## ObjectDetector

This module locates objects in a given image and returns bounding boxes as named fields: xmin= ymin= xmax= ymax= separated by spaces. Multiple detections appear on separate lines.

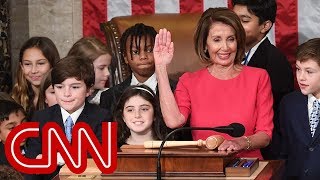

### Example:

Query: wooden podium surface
xmin=59 ymin=146 xmax=284 ymax=179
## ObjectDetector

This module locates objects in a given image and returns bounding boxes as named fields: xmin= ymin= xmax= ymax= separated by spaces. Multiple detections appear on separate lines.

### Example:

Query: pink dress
xmin=174 ymin=66 xmax=274 ymax=159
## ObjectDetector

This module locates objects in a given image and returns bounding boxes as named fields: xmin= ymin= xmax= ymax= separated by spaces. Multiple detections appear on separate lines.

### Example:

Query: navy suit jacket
xmin=280 ymin=91 xmax=320 ymax=179
xmin=25 ymin=102 xmax=112 ymax=180
xmin=0 ymin=143 xmax=26 ymax=167
xmin=248 ymin=37 xmax=294 ymax=159
xmin=0 ymin=143 xmax=9 ymax=166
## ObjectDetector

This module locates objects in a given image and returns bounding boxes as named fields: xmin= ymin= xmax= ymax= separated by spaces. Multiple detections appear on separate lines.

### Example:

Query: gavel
xmin=144 ymin=135 xmax=225 ymax=150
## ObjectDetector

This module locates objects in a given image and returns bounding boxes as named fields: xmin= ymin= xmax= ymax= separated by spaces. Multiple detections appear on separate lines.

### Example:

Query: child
xmin=100 ymin=23 xmax=177 ymax=116
xmin=280 ymin=38 xmax=320 ymax=178
xmin=114 ymin=85 xmax=172 ymax=147
xmin=68 ymin=37 xmax=112 ymax=105
xmin=36 ymin=70 xmax=57 ymax=110
xmin=0 ymin=99 xmax=27 ymax=166
xmin=25 ymin=56 xmax=112 ymax=179
xmin=11 ymin=37 xmax=60 ymax=118
xmin=232 ymin=0 xmax=294 ymax=159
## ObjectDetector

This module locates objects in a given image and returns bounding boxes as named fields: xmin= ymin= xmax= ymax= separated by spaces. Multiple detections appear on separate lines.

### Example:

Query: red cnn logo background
xmin=5 ymin=122 xmax=117 ymax=174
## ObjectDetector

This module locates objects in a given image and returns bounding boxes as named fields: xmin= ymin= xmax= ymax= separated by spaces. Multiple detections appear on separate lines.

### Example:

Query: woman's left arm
xmin=218 ymin=70 xmax=273 ymax=151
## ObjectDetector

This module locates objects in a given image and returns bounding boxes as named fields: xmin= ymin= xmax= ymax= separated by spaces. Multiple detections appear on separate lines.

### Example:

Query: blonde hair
xmin=68 ymin=36 xmax=111 ymax=63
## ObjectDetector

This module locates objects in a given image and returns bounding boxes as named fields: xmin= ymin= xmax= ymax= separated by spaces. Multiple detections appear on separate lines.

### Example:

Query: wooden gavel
xmin=144 ymin=135 xmax=225 ymax=150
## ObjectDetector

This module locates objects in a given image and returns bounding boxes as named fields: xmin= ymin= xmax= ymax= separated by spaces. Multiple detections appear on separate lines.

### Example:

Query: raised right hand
xmin=153 ymin=28 xmax=174 ymax=66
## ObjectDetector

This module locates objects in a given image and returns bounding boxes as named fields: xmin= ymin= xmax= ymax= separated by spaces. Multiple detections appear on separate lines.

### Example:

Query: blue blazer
xmin=280 ymin=90 xmax=320 ymax=179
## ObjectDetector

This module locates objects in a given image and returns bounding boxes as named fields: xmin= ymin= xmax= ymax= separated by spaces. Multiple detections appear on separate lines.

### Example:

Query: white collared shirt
xmin=308 ymin=94 xmax=320 ymax=118
xmin=60 ymin=103 xmax=85 ymax=125
xmin=130 ymin=73 xmax=157 ymax=94
xmin=88 ymin=88 xmax=109 ymax=105
xmin=242 ymin=36 xmax=267 ymax=65
xmin=57 ymin=104 xmax=85 ymax=166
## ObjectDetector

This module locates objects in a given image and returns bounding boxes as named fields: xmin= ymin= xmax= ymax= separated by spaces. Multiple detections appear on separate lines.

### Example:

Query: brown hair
xmin=68 ymin=36 xmax=111 ymax=63
xmin=51 ymin=56 xmax=95 ymax=89
xmin=0 ymin=100 xmax=26 ymax=123
xmin=11 ymin=37 xmax=60 ymax=115
xmin=194 ymin=7 xmax=246 ymax=65
xmin=36 ymin=70 xmax=53 ymax=110
xmin=296 ymin=38 xmax=320 ymax=66
xmin=114 ymin=85 xmax=173 ymax=147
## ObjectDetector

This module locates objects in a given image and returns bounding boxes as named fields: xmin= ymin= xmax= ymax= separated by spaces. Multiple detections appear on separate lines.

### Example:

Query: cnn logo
xmin=5 ymin=122 xmax=117 ymax=174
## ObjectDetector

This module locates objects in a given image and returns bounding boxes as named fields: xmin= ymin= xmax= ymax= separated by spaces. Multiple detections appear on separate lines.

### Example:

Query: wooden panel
xmin=112 ymin=147 xmax=236 ymax=177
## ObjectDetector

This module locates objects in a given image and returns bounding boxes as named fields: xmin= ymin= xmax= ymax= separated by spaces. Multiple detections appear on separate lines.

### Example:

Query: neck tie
xmin=243 ymin=49 xmax=251 ymax=65
xmin=65 ymin=116 xmax=74 ymax=142
xmin=310 ymin=100 xmax=320 ymax=137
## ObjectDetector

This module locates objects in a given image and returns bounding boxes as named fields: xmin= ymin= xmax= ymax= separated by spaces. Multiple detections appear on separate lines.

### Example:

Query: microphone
xmin=156 ymin=123 xmax=245 ymax=180
xmin=212 ymin=123 xmax=245 ymax=138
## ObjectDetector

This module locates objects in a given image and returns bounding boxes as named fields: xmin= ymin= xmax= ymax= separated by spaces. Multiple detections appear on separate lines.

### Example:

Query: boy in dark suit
xmin=232 ymin=0 xmax=294 ymax=159
xmin=0 ymin=99 xmax=27 ymax=167
xmin=280 ymin=38 xmax=320 ymax=179
xmin=25 ymin=56 xmax=112 ymax=179
xmin=100 ymin=23 xmax=177 ymax=116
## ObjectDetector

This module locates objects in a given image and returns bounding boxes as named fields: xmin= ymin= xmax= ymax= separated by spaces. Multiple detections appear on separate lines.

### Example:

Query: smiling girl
xmin=11 ymin=37 xmax=60 ymax=117
xmin=114 ymin=85 xmax=172 ymax=147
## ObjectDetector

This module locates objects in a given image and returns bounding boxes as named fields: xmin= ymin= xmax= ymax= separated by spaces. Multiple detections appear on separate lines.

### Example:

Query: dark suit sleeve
xmin=266 ymin=50 xmax=294 ymax=110
xmin=93 ymin=107 xmax=113 ymax=144
xmin=100 ymin=89 xmax=112 ymax=109
xmin=267 ymin=51 xmax=294 ymax=145
xmin=25 ymin=112 xmax=42 ymax=159
xmin=279 ymin=96 xmax=288 ymax=159
xmin=169 ymin=78 xmax=178 ymax=91
xmin=100 ymin=89 xmax=116 ymax=115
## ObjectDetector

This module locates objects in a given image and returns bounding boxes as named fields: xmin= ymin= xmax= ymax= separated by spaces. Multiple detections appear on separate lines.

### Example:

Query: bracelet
xmin=243 ymin=136 xmax=251 ymax=150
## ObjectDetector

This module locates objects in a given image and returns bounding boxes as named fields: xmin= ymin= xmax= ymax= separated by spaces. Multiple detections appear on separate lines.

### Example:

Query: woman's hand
xmin=218 ymin=132 xmax=270 ymax=151
xmin=153 ymin=28 xmax=174 ymax=66
xmin=218 ymin=137 xmax=248 ymax=151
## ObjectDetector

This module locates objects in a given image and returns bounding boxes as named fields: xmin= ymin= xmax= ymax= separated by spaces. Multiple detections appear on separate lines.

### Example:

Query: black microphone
xmin=211 ymin=123 xmax=245 ymax=138
xmin=156 ymin=123 xmax=245 ymax=180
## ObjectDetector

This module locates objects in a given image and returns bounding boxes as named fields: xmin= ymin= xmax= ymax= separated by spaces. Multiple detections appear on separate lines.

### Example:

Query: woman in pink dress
xmin=153 ymin=7 xmax=273 ymax=159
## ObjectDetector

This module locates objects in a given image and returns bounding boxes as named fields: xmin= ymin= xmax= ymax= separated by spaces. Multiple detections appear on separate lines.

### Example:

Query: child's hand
xmin=153 ymin=28 xmax=174 ymax=66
